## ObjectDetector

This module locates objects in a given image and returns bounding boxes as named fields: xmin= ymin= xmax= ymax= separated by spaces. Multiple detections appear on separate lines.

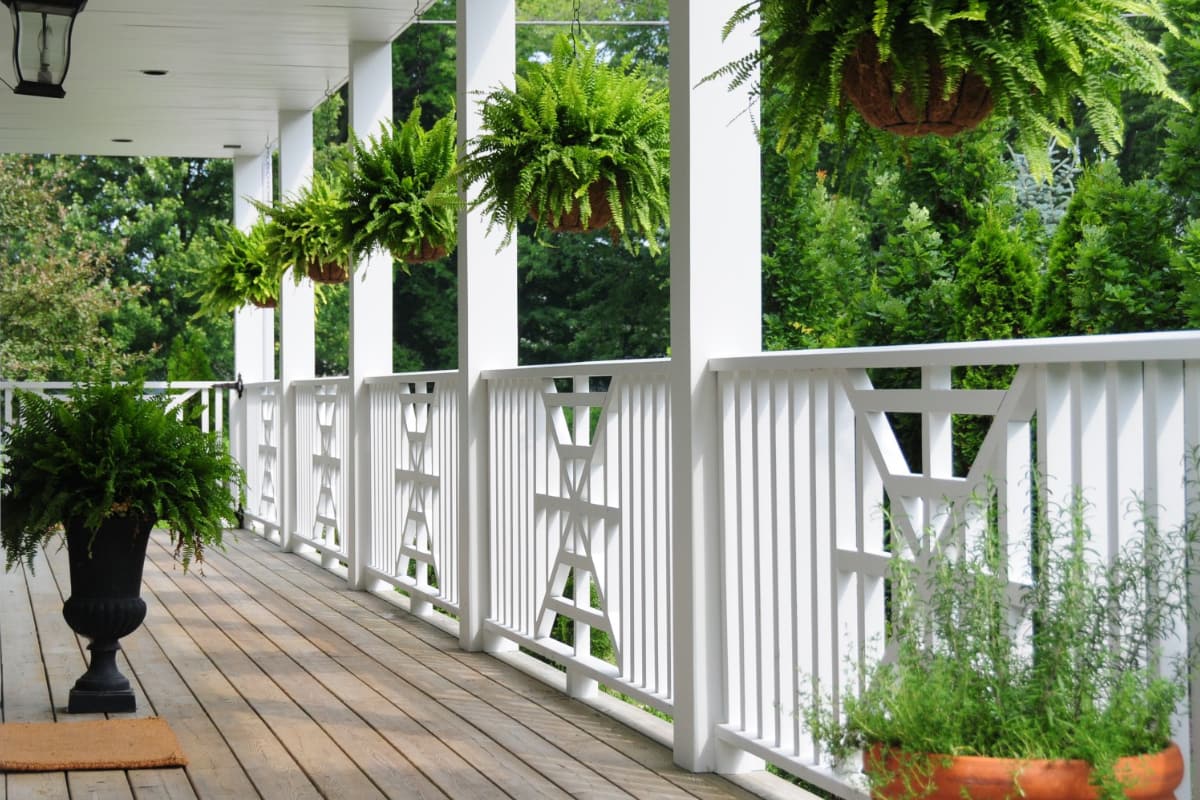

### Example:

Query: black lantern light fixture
xmin=2 ymin=0 xmax=87 ymax=99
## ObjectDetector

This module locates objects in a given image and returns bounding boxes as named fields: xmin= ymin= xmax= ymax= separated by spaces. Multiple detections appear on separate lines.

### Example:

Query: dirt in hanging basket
xmin=842 ymin=36 xmax=994 ymax=137
xmin=532 ymin=180 xmax=614 ymax=234
xmin=397 ymin=240 xmax=449 ymax=264
xmin=306 ymin=260 xmax=349 ymax=284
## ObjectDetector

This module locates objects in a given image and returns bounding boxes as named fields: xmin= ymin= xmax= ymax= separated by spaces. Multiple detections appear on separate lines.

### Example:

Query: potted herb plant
xmin=1 ymin=378 xmax=245 ymax=713
xmin=460 ymin=34 xmax=670 ymax=254
xmin=715 ymin=0 xmax=1188 ymax=177
xmin=808 ymin=488 xmax=1197 ymax=799
xmin=342 ymin=106 xmax=459 ymax=264
xmin=193 ymin=218 xmax=282 ymax=315
xmin=258 ymin=171 xmax=354 ymax=284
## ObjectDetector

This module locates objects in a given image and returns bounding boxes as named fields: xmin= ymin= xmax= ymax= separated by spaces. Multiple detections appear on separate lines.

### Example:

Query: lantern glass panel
xmin=14 ymin=7 xmax=73 ymax=86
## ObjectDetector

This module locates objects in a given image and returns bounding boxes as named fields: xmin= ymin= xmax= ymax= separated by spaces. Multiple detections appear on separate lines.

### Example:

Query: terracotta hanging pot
xmin=306 ymin=259 xmax=349 ymax=284
xmin=398 ymin=239 xmax=449 ymax=264
xmin=250 ymin=297 xmax=277 ymax=309
xmin=865 ymin=742 xmax=1184 ymax=800
xmin=532 ymin=179 xmax=614 ymax=234
xmin=841 ymin=36 xmax=994 ymax=137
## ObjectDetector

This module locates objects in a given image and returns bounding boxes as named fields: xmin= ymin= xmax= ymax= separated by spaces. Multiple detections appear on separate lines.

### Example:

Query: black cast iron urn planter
xmin=61 ymin=514 xmax=155 ymax=714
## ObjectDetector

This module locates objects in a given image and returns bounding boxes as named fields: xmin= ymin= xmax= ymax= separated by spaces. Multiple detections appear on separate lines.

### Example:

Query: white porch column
xmin=232 ymin=152 xmax=274 ymax=485
xmin=278 ymin=109 xmax=317 ymax=554
xmin=668 ymin=0 xmax=762 ymax=774
xmin=232 ymin=152 xmax=274 ymax=385
xmin=456 ymin=0 xmax=518 ymax=652
xmin=347 ymin=39 xmax=394 ymax=590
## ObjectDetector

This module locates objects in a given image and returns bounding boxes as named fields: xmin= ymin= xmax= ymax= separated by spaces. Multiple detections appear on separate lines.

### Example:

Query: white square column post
xmin=457 ymin=0 xmax=518 ymax=652
xmin=347 ymin=39 xmax=394 ymax=590
xmin=232 ymin=151 xmax=274 ymax=481
xmin=669 ymin=0 xmax=762 ymax=773
xmin=278 ymin=109 xmax=317 ymax=553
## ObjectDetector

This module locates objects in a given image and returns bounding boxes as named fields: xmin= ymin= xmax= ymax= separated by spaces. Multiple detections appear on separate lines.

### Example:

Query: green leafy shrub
xmin=342 ymin=106 xmax=459 ymax=263
xmin=1037 ymin=161 xmax=1186 ymax=335
xmin=810 ymin=483 xmax=1199 ymax=799
xmin=460 ymin=35 xmax=670 ymax=254
xmin=1 ymin=378 xmax=245 ymax=572
xmin=715 ymin=0 xmax=1187 ymax=177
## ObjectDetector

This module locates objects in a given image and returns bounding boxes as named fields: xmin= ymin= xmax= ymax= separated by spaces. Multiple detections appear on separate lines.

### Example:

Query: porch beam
xmin=278 ymin=109 xmax=317 ymax=554
xmin=347 ymin=39 xmax=395 ymax=590
xmin=668 ymin=0 xmax=763 ymax=773
xmin=456 ymin=0 xmax=518 ymax=652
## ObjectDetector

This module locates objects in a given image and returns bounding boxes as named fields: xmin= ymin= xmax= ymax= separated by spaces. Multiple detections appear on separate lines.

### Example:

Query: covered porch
xmin=2 ymin=0 xmax=1200 ymax=798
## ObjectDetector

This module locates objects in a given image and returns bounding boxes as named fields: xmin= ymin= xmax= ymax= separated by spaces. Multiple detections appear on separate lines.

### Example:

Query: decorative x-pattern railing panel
xmin=241 ymin=381 xmax=281 ymax=540
xmin=485 ymin=360 xmax=673 ymax=711
xmin=293 ymin=378 xmax=351 ymax=559
xmin=713 ymin=337 xmax=1200 ymax=799
xmin=365 ymin=372 xmax=460 ymax=614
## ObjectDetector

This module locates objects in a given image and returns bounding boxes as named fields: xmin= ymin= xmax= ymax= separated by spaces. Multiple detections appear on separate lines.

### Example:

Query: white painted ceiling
xmin=0 ymin=1 xmax=427 ymax=159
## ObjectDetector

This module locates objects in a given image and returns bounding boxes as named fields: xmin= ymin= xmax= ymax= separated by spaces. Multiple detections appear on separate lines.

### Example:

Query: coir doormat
xmin=0 ymin=717 xmax=187 ymax=772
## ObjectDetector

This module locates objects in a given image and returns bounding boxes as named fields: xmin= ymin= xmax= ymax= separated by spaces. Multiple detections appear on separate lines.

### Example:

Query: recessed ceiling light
xmin=222 ymin=144 xmax=242 ymax=150
xmin=141 ymin=69 xmax=168 ymax=76
xmin=111 ymin=138 xmax=133 ymax=143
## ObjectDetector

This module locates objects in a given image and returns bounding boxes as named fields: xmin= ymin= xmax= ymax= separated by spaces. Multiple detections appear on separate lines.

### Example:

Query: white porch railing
xmin=239 ymin=380 xmax=281 ymax=542
xmin=481 ymin=359 xmax=674 ymax=711
xmin=363 ymin=371 xmax=461 ymax=616
xmin=291 ymin=377 xmax=352 ymax=562
xmin=710 ymin=334 xmax=1200 ymax=798
xmin=1 ymin=380 xmax=233 ymax=434
xmin=9 ymin=334 xmax=1197 ymax=797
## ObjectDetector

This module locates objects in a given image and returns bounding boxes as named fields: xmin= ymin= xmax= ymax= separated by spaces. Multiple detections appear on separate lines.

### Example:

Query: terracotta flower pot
xmin=306 ymin=259 xmax=349 ymax=284
xmin=532 ymin=179 xmax=614 ymax=233
xmin=841 ymin=36 xmax=994 ymax=138
xmin=866 ymin=742 xmax=1184 ymax=800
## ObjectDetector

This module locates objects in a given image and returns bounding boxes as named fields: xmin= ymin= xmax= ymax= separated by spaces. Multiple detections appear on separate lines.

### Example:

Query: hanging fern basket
xmin=841 ymin=36 xmax=994 ymax=138
xmin=306 ymin=260 xmax=349 ymax=284
xmin=250 ymin=297 xmax=277 ymax=310
xmin=531 ymin=179 xmax=614 ymax=234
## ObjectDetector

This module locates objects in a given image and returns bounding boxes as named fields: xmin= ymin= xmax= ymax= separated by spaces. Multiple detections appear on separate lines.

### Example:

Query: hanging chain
xmin=412 ymin=4 xmax=426 ymax=103
xmin=571 ymin=0 xmax=583 ymax=58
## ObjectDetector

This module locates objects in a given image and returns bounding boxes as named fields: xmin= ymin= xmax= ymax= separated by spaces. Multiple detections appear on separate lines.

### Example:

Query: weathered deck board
xmin=0 ymin=531 xmax=783 ymax=800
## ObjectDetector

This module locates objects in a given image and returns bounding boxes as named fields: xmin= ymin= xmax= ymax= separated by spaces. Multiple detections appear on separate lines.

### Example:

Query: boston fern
xmin=193 ymin=219 xmax=282 ymax=316
xmin=257 ymin=172 xmax=354 ymax=279
xmin=342 ymin=106 xmax=459 ymax=263
xmin=717 ymin=0 xmax=1188 ymax=178
xmin=460 ymin=35 xmax=670 ymax=254
xmin=1 ymin=379 xmax=245 ymax=572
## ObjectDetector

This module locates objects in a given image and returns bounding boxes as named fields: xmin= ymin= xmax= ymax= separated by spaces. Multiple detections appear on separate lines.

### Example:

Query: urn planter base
xmin=62 ymin=515 xmax=154 ymax=715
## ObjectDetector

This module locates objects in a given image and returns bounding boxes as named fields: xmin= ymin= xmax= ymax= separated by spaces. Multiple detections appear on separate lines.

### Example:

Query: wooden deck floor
xmin=1 ymin=531 xmax=792 ymax=800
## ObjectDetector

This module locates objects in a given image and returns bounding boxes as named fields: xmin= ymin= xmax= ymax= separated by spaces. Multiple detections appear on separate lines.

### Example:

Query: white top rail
xmin=482 ymin=357 xmax=670 ymax=380
xmin=711 ymin=331 xmax=1200 ymax=372
xmin=290 ymin=376 xmax=352 ymax=389
xmin=365 ymin=370 xmax=459 ymax=386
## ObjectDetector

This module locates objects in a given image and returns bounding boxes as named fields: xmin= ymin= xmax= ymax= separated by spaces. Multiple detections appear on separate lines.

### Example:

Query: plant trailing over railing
xmin=714 ymin=0 xmax=1189 ymax=178
xmin=257 ymin=172 xmax=354 ymax=284
xmin=193 ymin=219 xmax=282 ymax=316
xmin=342 ymin=106 xmax=459 ymax=265
xmin=807 ymin=479 xmax=1199 ymax=799
xmin=1 ymin=378 xmax=246 ymax=572
xmin=460 ymin=35 xmax=670 ymax=254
